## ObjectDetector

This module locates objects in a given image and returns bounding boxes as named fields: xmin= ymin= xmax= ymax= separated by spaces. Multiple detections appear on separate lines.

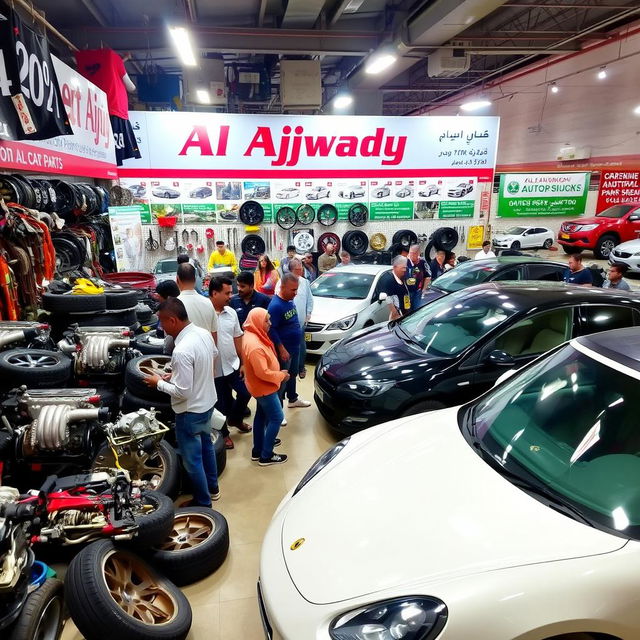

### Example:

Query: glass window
xmin=466 ymin=344 xmax=640 ymax=539
xmin=491 ymin=267 xmax=522 ymax=281
xmin=596 ymin=205 xmax=635 ymax=219
xmin=398 ymin=288 xmax=517 ymax=357
xmin=580 ymin=305 xmax=635 ymax=335
xmin=527 ymin=264 xmax=564 ymax=282
xmin=505 ymin=227 xmax=526 ymax=235
xmin=493 ymin=308 xmax=572 ymax=357
xmin=311 ymin=272 xmax=374 ymax=300
xmin=430 ymin=260 xmax=498 ymax=293
xmin=156 ymin=260 xmax=178 ymax=274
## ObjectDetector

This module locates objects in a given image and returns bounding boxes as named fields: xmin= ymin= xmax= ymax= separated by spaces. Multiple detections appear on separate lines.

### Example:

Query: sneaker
xmin=229 ymin=421 xmax=252 ymax=433
xmin=281 ymin=417 xmax=287 ymax=427
xmin=259 ymin=453 xmax=288 ymax=466
xmin=274 ymin=438 xmax=281 ymax=448
xmin=251 ymin=439 xmax=281 ymax=461
xmin=211 ymin=487 xmax=221 ymax=501
xmin=299 ymin=368 xmax=307 ymax=379
xmin=224 ymin=436 xmax=234 ymax=450
xmin=243 ymin=407 xmax=252 ymax=418
xmin=288 ymin=398 xmax=311 ymax=408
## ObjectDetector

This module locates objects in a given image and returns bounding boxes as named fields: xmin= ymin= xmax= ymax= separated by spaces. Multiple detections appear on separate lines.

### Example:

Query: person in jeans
xmin=177 ymin=262 xmax=217 ymax=343
xmin=209 ymin=276 xmax=252 ymax=450
xmin=242 ymin=308 xmax=289 ymax=466
xmin=268 ymin=273 xmax=311 ymax=412
xmin=405 ymin=244 xmax=431 ymax=311
xmin=144 ymin=297 xmax=220 ymax=505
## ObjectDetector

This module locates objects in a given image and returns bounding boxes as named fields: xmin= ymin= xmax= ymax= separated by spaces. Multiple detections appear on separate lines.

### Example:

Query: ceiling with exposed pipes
xmin=32 ymin=0 xmax=640 ymax=115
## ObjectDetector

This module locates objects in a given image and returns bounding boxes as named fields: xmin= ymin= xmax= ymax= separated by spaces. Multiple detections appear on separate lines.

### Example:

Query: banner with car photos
xmin=108 ymin=206 xmax=144 ymax=272
xmin=497 ymin=172 xmax=589 ymax=217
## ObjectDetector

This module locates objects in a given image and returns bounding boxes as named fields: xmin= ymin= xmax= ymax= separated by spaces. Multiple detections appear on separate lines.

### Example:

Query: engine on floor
xmin=0 ymin=321 xmax=52 ymax=351
xmin=57 ymin=326 xmax=139 ymax=376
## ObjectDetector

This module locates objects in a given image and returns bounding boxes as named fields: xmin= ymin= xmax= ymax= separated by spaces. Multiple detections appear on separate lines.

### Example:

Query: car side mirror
xmin=485 ymin=349 xmax=516 ymax=367
xmin=629 ymin=214 xmax=640 ymax=221
xmin=378 ymin=292 xmax=388 ymax=303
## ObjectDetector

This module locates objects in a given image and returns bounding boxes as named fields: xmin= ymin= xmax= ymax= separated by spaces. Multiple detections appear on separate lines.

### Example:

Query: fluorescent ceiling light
xmin=550 ymin=82 xmax=559 ymax=93
xmin=169 ymin=26 xmax=197 ymax=67
xmin=365 ymin=53 xmax=397 ymax=75
xmin=333 ymin=93 xmax=353 ymax=109
xmin=597 ymin=66 xmax=607 ymax=80
xmin=196 ymin=89 xmax=210 ymax=104
xmin=460 ymin=99 xmax=492 ymax=112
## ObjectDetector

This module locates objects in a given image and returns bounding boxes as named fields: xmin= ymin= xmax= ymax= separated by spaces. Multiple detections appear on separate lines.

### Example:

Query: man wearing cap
xmin=208 ymin=240 xmax=238 ymax=275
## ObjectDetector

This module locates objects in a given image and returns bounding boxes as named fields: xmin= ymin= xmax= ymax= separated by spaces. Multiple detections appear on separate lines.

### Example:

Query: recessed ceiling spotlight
xmin=598 ymin=66 xmax=607 ymax=80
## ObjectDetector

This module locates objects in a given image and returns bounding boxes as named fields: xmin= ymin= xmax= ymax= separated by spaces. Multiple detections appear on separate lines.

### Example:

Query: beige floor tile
xmin=217 ymin=542 xmax=263 ymax=602
xmin=219 ymin=597 xmax=266 ymax=640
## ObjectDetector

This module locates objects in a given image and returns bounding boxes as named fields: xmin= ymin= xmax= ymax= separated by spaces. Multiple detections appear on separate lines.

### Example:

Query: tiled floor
xmin=61 ymin=363 xmax=337 ymax=639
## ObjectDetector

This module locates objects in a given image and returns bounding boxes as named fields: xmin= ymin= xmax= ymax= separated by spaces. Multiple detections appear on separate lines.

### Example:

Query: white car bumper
xmin=304 ymin=327 xmax=349 ymax=355
xmin=609 ymin=251 xmax=640 ymax=273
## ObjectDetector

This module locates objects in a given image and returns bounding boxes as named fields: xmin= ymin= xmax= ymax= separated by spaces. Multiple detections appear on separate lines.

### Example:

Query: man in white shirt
xmin=474 ymin=241 xmax=496 ymax=260
xmin=177 ymin=263 xmax=218 ymax=344
xmin=209 ymin=276 xmax=252 ymax=450
xmin=288 ymin=259 xmax=313 ymax=379
xmin=144 ymin=297 xmax=220 ymax=507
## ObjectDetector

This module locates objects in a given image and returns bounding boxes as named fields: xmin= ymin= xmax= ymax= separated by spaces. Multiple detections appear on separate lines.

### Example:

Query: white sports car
xmin=260 ymin=327 xmax=640 ymax=639
xmin=493 ymin=226 xmax=554 ymax=251
xmin=276 ymin=187 xmax=300 ymax=199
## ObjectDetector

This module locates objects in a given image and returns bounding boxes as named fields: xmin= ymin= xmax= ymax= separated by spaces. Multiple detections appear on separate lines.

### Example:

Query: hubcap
xmin=157 ymin=513 xmax=215 ymax=551
xmin=8 ymin=353 xmax=58 ymax=368
xmin=601 ymin=240 xmax=615 ymax=256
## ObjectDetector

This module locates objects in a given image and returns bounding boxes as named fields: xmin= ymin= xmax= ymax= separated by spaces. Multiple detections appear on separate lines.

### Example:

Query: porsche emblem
xmin=290 ymin=538 xmax=305 ymax=551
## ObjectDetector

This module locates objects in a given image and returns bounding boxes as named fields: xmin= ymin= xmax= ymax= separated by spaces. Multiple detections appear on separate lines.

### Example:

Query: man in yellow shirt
xmin=208 ymin=240 xmax=238 ymax=274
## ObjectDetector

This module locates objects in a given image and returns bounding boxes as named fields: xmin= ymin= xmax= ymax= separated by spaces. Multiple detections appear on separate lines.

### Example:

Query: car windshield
xmin=596 ymin=205 xmax=634 ymax=218
xmin=430 ymin=260 xmax=499 ymax=293
xmin=397 ymin=288 xmax=517 ymax=357
xmin=465 ymin=343 xmax=640 ymax=539
xmin=155 ymin=260 xmax=177 ymax=274
xmin=311 ymin=272 xmax=374 ymax=299
xmin=505 ymin=227 xmax=526 ymax=235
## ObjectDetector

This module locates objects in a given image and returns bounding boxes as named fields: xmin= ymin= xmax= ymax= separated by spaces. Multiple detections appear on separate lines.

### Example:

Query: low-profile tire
xmin=72 ymin=308 xmax=137 ymax=328
xmin=8 ymin=578 xmax=64 ymax=640
xmin=42 ymin=292 xmax=106 ymax=313
xmin=212 ymin=430 xmax=226 ymax=475
xmin=105 ymin=289 xmax=139 ymax=310
xmin=133 ymin=331 xmax=166 ymax=355
xmin=392 ymin=229 xmax=418 ymax=249
xmin=130 ymin=491 xmax=176 ymax=547
xmin=125 ymin=355 xmax=172 ymax=401
xmin=594 ymin=233 xmax=617 ymax=259
xmin=431 ymin=227 xmax=458 ymax=252
xmin=543 ymin=238 xmax=553 ymax=249
xmin=401 ymin=400 xmax=446 ymax=417
xmin=510 ymin=240 xmax=521 ymax=250
xmin=65 ymin=540 xmax=192 ymax=640
xmin=0 ymin=349 xmax=72 ymax=389
xmin=92 ymin=439 xmax=180 ymax=497
xmin=148 ymin=508 xmax=229 ymax=586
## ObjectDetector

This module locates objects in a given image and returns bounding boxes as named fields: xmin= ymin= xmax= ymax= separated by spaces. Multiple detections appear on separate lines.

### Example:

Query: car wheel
xmin=129 ymin=490 xmax=176 ymax=547
xmin=431 ymin=227 xmax=458 ymax=252
xmin=543 ymin=238 xmax=553 ymax=250
xmin=8 ymin=578 xmax=64 ymax=640
xmin=125 ymin=355 xmax=172 ymax=401
xmin=594 ymin=234 xmax=617 ymax=259
xmin=401 ymin=400 xmax=446 ymax=417
xmin=510 ymin=240 xmax=521 ymax=250
xmin=0 ymin=349 xmax=72 ymax=390
xmin=562 ymin=245 xmax=582 ymax=255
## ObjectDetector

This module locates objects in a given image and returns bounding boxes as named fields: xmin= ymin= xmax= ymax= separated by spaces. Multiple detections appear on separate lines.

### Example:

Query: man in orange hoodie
xmin=242 ymin=308 xmax=290 ymax=466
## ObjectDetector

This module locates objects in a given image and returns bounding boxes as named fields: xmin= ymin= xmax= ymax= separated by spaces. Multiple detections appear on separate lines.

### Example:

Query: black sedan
xmin=422 ymin=256 xmax=567 ymax=305
xmin=315 ymin=282 xmax=640 ymax=435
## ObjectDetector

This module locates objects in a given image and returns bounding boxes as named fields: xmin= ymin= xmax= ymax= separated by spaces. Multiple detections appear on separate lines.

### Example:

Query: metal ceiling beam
xmin=281 ymin=0 xmax=327 ymax=27
xmin=257 ymin=0 xmax=268 ymax=26
xmin=328 ymin=0 xmax=352 ymax=26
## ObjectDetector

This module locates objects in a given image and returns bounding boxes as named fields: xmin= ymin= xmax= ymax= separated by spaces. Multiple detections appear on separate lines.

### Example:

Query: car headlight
xmin=293 ymin=438 xmax=349 ymax=496
xmin=330 ymin=597 xmax=448 ymax=640
xmin=632 ymin=251 xmax=640 ymax=257
xmin=576 ymin=224 xmax=599 ymax=231
xmin=339 ymin=379 xmax=394 ymax=398
xmin=327 ymin=314 xmax=357 ymax=331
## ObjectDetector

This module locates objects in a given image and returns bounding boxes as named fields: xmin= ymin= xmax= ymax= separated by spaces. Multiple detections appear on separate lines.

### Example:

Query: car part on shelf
xmin=370 ymin=233 xmax=387 ymax=251
xmin=431 ymin=227 xmax=459 ymax=252
xmin=317 ymin=204 xmax=338 ymax=226
xmin=0 ymin=321 xmax=52 ymax=351
xmin=292 ymin=230 xmax=314 ymax=254
xmin=348 ymin=203 xmax=368 ymax=227
xmin=317 ymin=232 xmax=341 ymax=254
xmin=342 ymin=230 xmax=369 ymax=256
xmin=64 ymin=540 xmax=192 ymax=640
xmin=296 ymin=204 xmax=315 ymax=225
xmin=391 ymin=229 xmax=418 ymax=249
xmin=239 ymin=200 xmax=265 ymax=225
xmin=275 ymin=206 xmax=297 ymax=230
xmin=240 ymin=234 xmax=266 ymax=257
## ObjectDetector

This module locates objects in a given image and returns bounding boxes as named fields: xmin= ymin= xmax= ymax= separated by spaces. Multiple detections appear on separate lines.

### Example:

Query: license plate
xmin=315 ymin=385 xmax=325 ymax=404
xmin=305 ymin=332 xmax=312 ymax=342
xmin=561 ymin=233 xmax=570 ymax=239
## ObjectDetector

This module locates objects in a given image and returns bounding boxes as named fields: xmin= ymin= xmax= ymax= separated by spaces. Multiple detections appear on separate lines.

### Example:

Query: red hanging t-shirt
xmin=75 ymin=49 xmax=129 ymax=119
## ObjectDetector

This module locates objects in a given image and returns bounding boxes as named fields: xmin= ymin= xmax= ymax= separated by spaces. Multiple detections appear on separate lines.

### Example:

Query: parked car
xmin=304 ymin=265 xmax=392 ymax=355
xmin=558 ymin=202 xmax=640 ymax=259
xmin=371 ymin=185 xmax=390 ymax=198
xmin=245 ymin=185 xmax=270 ymax=199
xmin=610 ymin=237 xmax=640 ymax=273
xmin=447 ymin=182 xmax=473 ymax=197
xmin=152 ymin=186 xmax=181 ymax=199
xmin=276 ymin=187 xmax=299 ymax=199
xmin=314 ymin=282 xmax=640 ymax=434
xmin=306 ymin=186 xmax=330 ymax=200
xmin=338 ymin=185 xmax=366 ymax=199
xmin=261 ymin=326 xmax=640 ymax=640
xmin=189 ymin=186 xmax=213 ymax=199
xmin=153 ymin=257 xmax=205 ymax=291
xmin=422 ymin=256 xmax=567 ymax=305
xmin=395 ymin=186 xmax=413 ymax=198
xmin=492 ymin=226 xmax=554 ymax=251
xmin=418 ymin=184 xmax=439 ymax=197
xmin=129 ymin=184 xmax=146 ymax=198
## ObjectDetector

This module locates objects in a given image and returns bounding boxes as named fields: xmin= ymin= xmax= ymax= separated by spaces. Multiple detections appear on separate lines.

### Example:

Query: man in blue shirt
xmin=563 ymin=254 xmax=593 ymax=286
xmin=268 ymin=273 xmax=310 ymax=410
xmin=230 ymin=271 xmax=270 ymax=326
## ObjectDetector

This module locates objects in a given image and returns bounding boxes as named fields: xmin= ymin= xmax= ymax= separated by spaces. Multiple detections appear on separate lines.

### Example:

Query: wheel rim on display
xmin=136 ymin=357 xmax=170 ymax=377
xmin=293 ymin=232 xmax=314 ymax=254
xmin=370 ymin=233 xmax=387 ymax=251
xmin=0 ymin=177 xmax=20 ymax=204
xmin=239 ymin=200 xmax=264 ymax=225
xmin=317 ymin=232 xmax=341 ymax=254
xmin=156 ymin=512 xmax=216 ymax=552
xmin=275 ymin=206 xmax=297 ymax=230
xmin=102 ymin=550 xmax=178 ymax=625
xmin=393 ymin=229 xmax=418 ymax=249
xmin=94 ymin=447 xmax=167 ymax=490
xmin=317 ymin=204 xmax=338 ymax=226
xmin=32 ymin=594 xmax=63 ymax=640
xmin=7 ymin=353 xmax=59 ymax=369
xmin=348 ymin=203 xmax=368 ymax=227
xmin=241 ymin=234 xmax=266 ymax=256
xmin=344 ymin=231 xmax=368 ymax=256
xmin=296 ymin=204 xmax=315 ymax=225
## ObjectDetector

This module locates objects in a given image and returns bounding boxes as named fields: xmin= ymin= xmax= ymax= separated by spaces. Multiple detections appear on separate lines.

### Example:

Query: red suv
xmin=558 ymin=203 xmax=640 ymax=258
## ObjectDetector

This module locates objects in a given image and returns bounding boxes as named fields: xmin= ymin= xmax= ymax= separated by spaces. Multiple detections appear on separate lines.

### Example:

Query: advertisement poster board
xmin=497 ymin=173 xmax=589 ymax=218
xmin=119 ymin=113 xmax=499 ymax=223
xmin=108 ymin=206 xmax=144 ymax=271
xmin=596 ymin=170 xmax=640 ymax=212
xmin=467 ymin=225 xmax=485 ymax=250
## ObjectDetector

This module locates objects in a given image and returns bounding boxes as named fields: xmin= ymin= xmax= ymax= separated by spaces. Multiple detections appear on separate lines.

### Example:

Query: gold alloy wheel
xmin=138 ymin=357 xmax=170 ymax=377
xmin=93 ymin=446 xmax=166 ymax=489
xmin=102 ymin=549 xmax=178 ymax=625
xmin=370 ymin=232 xmax=387 ymax=251
xmin=157 ymin=512 xmax=216 ymax=551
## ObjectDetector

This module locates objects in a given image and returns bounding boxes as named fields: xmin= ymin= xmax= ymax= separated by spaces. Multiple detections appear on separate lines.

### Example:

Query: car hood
xmin=493 ymin=233 xmax=517 ymax=241
xmin=308 ymin=297 xmax=370 ymax=326
xmin=281 ymin=409 xmax=626 ymax=605
xmin=565 ymin=216 xmax=604 ymax=226
xmin=613 ymin=239 xmax=640 ymax=252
